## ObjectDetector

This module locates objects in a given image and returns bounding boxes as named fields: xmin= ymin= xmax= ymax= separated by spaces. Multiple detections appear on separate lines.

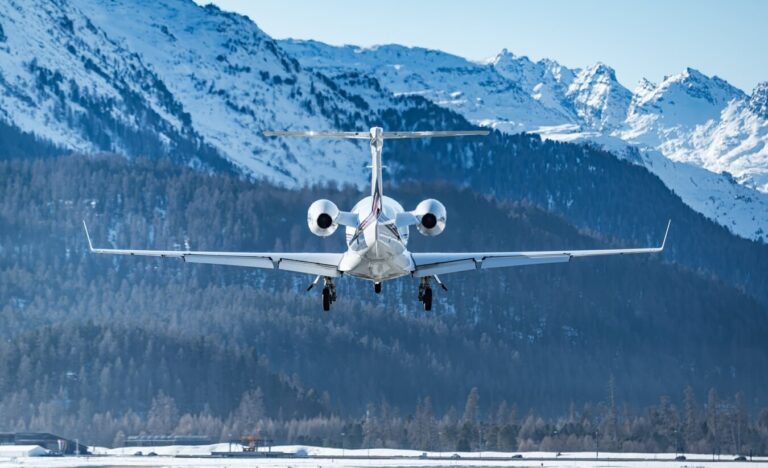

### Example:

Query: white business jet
xmin=84 ymin=127 xmax=670 ymax=311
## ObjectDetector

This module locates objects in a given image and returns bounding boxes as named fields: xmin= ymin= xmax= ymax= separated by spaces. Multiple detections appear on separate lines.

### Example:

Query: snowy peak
xmin=279 ymin=39 xmax=571 ymax=133
xmin=676 ymin=67 xmax=746 ymax=105
xmin=487 ymin=49 xmax=577 ymax=120
xmin=487 ymin=47 xmax=512 ymax=62
xmin=622 ymin=67 xmax=750 ymax=155
xmin=488 ymin=48 xmax=575 ymax=85
xmin=566 ymin=62 xmax=631 ymax=130
xmin=487 ymin=48 xmax=538 ymax=75
xmin=588 ymin=62 xmax=618 ymax=79
xmin=487 ymin=48 xmax=536 ymax=80
xmin=749 ymin=82 xmax=768 ymax=119
xmin=630 ymin=67 xmax=746 ymax=122
xmin=632 ymin=78 xmax=657 ymax=102
xmin=622 ymin=68 xmax=768 ymax=206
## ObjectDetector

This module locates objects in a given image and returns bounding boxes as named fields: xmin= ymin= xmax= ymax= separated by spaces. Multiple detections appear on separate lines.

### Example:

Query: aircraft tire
xmin=322 ymin=287 xmax=331 ymax=311
xmin=423 ymin=287 xmax=432 ymax=311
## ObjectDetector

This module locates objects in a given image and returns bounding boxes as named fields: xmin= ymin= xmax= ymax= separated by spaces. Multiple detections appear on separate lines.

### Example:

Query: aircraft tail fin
xmin=264 ymin=127 xmax=490 ymax=199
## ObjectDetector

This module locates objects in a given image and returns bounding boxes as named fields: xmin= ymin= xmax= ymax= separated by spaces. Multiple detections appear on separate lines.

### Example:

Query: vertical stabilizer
xmin=369 ymin=127 xmax=384 ymax=213
xmin=263 ymin=128 xmax=489 ymax=211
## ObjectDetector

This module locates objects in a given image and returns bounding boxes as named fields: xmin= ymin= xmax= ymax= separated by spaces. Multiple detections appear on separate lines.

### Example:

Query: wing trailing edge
xmin=412 ymin=220 xmax=671 ymax=277
xmin=82 ymin=221 xmax=343 ymax=277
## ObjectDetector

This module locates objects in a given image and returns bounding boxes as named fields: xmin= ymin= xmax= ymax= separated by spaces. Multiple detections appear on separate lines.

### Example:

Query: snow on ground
xmin=1 ymin=445 xmax=765 ymax=468
xmin=0 ymin=446 xmax=49 ymax=457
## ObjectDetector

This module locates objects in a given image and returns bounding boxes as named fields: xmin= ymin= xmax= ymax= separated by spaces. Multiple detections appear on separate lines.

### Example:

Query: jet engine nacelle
xmin=413 ymin=199 xmax=447 ymax=236
xmin=307 ymin=199 xmax=340 ymax=237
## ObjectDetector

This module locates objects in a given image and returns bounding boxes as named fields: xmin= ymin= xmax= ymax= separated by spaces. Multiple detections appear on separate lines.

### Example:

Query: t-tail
xmin=264 ymin=127 xmax=489 ymax=207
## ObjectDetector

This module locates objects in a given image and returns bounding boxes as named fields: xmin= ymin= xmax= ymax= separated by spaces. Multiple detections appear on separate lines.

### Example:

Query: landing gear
xmin=322 ymin=287 xmax=331 ymax=311
xmin=374 ymin=282 xmax=382 ymax=294
xmin=320 ymin=277 xmax=336 ymax=311
xmin=418 ymin=277 xmax=433 ymax=311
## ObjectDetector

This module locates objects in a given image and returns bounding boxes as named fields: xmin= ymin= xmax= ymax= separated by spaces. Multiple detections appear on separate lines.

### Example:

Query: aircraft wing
xmin=412 ymin=221 xmax=670 ymax=277
xmin=82 ymin=222 xmax=343 ymax=277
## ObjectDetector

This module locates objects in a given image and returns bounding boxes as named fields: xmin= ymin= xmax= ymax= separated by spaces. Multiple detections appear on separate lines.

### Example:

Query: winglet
xmin=82 ymin=220 xmax=94 ymax=252
xmin=660 ymin=219 xmax=671 ymax=250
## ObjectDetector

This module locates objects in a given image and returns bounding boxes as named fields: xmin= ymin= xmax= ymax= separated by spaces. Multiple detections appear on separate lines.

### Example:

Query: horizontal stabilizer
xmin=263 ymin=131 xmax=371 ymax=139
xmin=382 ymin=130 xmax=489 ymax=139
xmin=264 ymin=129 xmax=489 ymax=139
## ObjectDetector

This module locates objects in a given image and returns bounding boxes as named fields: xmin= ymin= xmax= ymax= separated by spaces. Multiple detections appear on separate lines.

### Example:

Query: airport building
xmin=0 ymin=432 xmax=89 ymax=455
xmin=125 ymin=435 xmax=212 ymax=447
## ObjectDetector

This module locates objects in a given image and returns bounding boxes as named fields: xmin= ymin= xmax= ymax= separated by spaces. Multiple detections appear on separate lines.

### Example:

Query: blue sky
xmin=198 ymin=0 xmax=767 ymax=92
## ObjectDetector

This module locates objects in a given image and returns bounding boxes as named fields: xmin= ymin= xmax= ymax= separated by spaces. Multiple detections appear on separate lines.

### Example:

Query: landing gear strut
xmin=374 ymin=282 xmax=382 ymax=294
xmin=321 ymin=277 xmax=336 ymax=311
xmin=418 ymin=277 xmax=433 ymax=311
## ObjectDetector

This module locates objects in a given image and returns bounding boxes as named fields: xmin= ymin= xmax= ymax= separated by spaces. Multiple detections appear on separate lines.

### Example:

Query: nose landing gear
xmin=374 ymin=282 xmax=382 ymax=294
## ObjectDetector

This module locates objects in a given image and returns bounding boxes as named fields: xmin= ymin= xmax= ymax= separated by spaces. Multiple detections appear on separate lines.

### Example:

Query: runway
xmin=0 ymin=445 xmax=764 ymax=468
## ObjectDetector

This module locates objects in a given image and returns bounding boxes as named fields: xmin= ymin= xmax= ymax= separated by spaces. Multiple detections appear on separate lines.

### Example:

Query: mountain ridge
xmin=279 ymin=39 xmax=768 ymax=242
xmin=2 ymin=0 xmax=766 ymax=242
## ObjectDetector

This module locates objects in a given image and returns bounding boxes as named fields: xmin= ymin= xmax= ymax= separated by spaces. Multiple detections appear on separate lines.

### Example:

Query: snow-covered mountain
xmin=0 ymin=0 xmax=405 ymax=186
xmin=624 ymin=68 xmax=746 ymax=142
xmin=0 ymin=0 xmax=195 ymax=155
xmin=1 ymin=0 xmax=767 ymax=242
xmin=626 ymin=77 xmax=768 ymax=193
xmin=489 ymin=49 xmax=577 ymax=122
xmin=278 ymin=40 xmax=571 ymax=134
xmin=567 ymin=63 xmax=632 ymax=132
xmin=280 ymin=40 xmax=768 ymax=242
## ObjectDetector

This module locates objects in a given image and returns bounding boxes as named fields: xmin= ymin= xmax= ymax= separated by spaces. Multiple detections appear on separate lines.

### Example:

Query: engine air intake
xmin=413 ymin=199 xmax=446 ymax=236
xmin=307 ymin=199 xmax=340 ymax=236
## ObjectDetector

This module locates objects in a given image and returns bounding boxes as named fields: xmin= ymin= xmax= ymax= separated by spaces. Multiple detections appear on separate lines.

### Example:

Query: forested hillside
xmin=0 ymin=120 xmax=65 ymax=159
xmin=1 ymin=155 xmax=767 ymax=452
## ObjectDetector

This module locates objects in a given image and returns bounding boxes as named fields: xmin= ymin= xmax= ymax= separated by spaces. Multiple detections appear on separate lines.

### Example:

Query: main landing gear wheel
xmin=422 ymin=287 xmax=433 ymax=311
xmin=418 ymin=277 xmax=434 ymax=311
xmin=319 ymin=277 xmax=336 ymax=311
xmin=374 ymin=282 xmax=382 ymax=294
xmin=322 ymin=287 xmax=331 ymax=311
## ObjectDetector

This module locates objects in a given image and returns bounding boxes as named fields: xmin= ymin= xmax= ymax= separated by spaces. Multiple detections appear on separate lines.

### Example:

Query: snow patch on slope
xmin=72 ymin=0 xmax=377 ymax=187
xmin=279 ymin=40 xmax=571 ymax=135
